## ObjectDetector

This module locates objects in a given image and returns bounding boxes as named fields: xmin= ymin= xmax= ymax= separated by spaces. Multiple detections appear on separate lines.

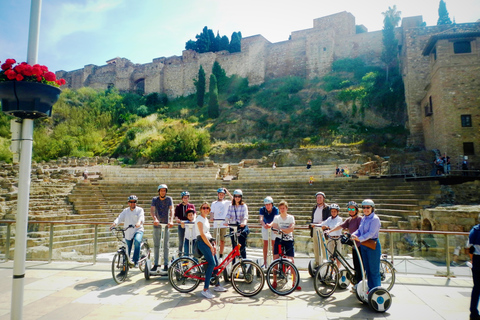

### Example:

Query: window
xmin=454 ymin=41 xmax=472 ymax=54
xmin=461 ymin=115 xmax=472 ymax=127
xmin=464 ymin=142 xmax=475 ymax=155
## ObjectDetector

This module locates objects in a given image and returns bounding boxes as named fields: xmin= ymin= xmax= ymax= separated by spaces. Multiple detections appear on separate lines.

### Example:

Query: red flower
xmin=1 ymin=63 xmax=12 ymax=71
xmin=5 ymin=69 xmax=16 ymax=80
xmin=44 ymin=72 xmax=56 ymax=82
xmin=36 ymin=76 xmax=42 ymax=82
xmin=5 ymin=59 xmax=16 ymax=65
xmin=32 ymin=65 xmax=43 ymax=76
xmin=15 ymin=74 xmax=24 ymax=81
xmin=22 ymin=64 xmax=33 ymax=76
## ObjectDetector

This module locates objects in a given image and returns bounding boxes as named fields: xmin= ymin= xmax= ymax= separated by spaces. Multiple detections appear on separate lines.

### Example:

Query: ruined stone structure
xmin=55 ymin=11 xmax=480 ymax=164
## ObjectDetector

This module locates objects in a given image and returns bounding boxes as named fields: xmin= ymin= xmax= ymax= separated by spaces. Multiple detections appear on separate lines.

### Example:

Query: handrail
xmin=0 ymin=220 xmax=470 ymax=278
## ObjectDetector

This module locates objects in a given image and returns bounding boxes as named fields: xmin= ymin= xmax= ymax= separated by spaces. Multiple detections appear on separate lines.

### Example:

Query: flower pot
xmin=0 ymin=81 xmax=61 ymax=119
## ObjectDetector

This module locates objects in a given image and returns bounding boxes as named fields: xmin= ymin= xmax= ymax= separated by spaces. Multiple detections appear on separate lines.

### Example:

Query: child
xmin=320 ymin=203 xmax=343 ymax=268
xmin=181 ymin=208 xmax=196 ymax=256
xmin=272 ymin=200 xmax=301 ymax=290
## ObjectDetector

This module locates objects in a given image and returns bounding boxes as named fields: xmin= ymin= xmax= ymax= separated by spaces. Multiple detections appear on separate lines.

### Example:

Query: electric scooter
xmin=343 ymin=234 xmax=392 ymax=312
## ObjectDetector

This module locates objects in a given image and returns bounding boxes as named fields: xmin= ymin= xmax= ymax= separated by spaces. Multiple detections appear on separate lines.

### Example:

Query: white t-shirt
xmin=195 ymin=215 xmax=212 ymax=240
xmin=273 ymin=214 xmax=295 ymax=241
xmin=211 ymin=199 xmax=230 ymax=228
xmin=313 ymin=205 xmax=325 ymax=224
xmin=113 ymin=206 xmax=144 ymax=240
xmin=320 ymin=215 xmax=343 ymax=236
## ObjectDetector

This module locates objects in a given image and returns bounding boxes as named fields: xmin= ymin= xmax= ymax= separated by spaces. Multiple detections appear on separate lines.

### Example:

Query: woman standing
xmin=351 ymin=199 xmax=381 ymax=291
xmin=224 ymin=189 xmax=249 ymax=259
xmin=196 ymin=202 xmax=227 ymax=299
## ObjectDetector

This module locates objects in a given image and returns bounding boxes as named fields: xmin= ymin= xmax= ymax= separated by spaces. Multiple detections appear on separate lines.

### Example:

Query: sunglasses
xmin=362 ymin=206 xmax=372 ymax=209
xmin=128 ymin=201 xmax=137 ymax=203
xmin=234 ymin=195 xmax=242 ymax=198
xmin=201 ymin=207 xmax=210 ymax=210
xmin=347 ymin=208 xmax=356 ymax=211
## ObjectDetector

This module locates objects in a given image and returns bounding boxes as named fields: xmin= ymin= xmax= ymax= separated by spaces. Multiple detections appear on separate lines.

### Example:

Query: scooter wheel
xmin=308 ymin=260 xmax=317 ymax=277
xmin=338 ymin=269 xmax=350 ymax=289
xmin=368 ymin=287 xmax=392 ymax=312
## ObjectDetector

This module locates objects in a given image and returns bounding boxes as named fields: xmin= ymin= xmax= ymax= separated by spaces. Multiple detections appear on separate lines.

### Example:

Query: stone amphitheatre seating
xmin=58 ymin=165 xmax=441 ymax=256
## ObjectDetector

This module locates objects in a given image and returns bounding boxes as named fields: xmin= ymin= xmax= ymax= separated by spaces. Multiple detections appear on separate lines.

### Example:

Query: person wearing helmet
xmin=210 ymin=188 xmax=233 ymax=259
xmin=351 ymin=199 xmax=381 ymax=292
xmin=174 ymin=191 xmax=196 ymax=257
xmin=259 ymin=196 xmax=279 ymax=267
xmin=310 ymin=191 xmax=331 ymax=265
xmin=111 ymin=195 xmax=145 ymax=267
xmin=328 ymin=200 xmax=363 ymax=289
xmin=150 ymin=184 xmax=174 ymax=272
xmin=319 ymin=203 xmax=343 ymax=268
xmin=224 ymin=189 xmax=249 ymax=259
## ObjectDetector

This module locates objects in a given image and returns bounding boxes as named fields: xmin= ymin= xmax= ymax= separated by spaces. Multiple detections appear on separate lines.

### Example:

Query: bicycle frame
xmin=181 ymin=243 xmax=242 ymax=281
xmin=325 ymin=233 xmax=357 ymax=281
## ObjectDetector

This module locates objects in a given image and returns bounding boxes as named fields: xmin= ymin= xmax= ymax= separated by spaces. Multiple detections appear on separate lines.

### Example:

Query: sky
xmin=1 ymin=0 xmax=479 ymax=73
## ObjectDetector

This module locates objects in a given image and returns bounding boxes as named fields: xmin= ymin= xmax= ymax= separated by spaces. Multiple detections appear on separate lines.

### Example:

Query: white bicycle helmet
xmin=157 ymin=184 xmax=168 ymax=192
xmin=128 ymin=195 xmax=138 ymax=202
xmin=264 ymin=196 xmax=273 ymax=204
xmin=233 ymin=189 xmax=243 ymax=196
xmin=315 ymin=191 xmax=326 ymax=198
xmin=362 ymin=199 xmax=375 ymax=207
xmin=330 ymin=203 xmax=340 ymax=211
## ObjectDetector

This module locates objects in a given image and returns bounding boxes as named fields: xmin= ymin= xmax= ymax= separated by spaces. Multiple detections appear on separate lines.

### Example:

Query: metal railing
xmin=0 ymin=220 xmax=470 ymax=278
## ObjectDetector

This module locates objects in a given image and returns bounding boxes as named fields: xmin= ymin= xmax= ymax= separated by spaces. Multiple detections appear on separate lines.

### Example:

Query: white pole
xmin=11 ymin=1 xmax=42 ymax=319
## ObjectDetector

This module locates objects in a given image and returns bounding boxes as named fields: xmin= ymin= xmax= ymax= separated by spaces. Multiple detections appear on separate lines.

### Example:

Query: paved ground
xmin=0 ymin=259 xmax=472 ymax=320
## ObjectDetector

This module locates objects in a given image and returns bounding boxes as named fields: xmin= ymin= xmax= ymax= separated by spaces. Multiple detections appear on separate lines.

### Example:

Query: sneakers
xmin=134 ymin=262 xmax=139 ymax=268
xmin=151 ymin=265 xmax=158 ymax=272
xmin=201 ymin=290 xmax=214 ymax=299
xmin=163 ymin=265 xmax=169 ymax=271
xmin=272 ymin=281 xmax=277 ymax=289
xmin=296 ymin=285 xmax=302 ymax=291
xmin=214 ymin=285 xmax=227 ymax=292
xmin=350 ymin=284 xmax=357 ymax=293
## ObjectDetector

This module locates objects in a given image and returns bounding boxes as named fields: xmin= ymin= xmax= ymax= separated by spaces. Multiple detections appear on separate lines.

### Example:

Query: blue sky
xmin=1 ymin=0 xmax=478 ymax=73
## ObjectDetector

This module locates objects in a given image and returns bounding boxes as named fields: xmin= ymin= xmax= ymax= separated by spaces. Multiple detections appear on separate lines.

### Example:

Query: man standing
xmin=210 ymin=188 xmax=232 ymax=259
xmin=469 ymin=214 xmax=480 ymax=320
xmin=111 ymin=195 xmax=144 ymax=267
xmin=259 ymin=196 xmax=279 ymax=268
xmin=150 ymin=184 xmax=174 ymax=272
xmin=174 ymin=191 xmax=196 ymax=257
xmin=310 ymin=191 xmax=331 ymax=267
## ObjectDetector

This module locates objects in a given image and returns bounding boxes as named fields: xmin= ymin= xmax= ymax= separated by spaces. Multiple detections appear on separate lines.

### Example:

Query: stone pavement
xmin=0 ymin=260 xmax=472 ymax=320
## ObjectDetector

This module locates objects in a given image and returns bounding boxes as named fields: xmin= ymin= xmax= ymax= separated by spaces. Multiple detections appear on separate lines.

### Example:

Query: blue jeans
xmin=471 ymin=255 xmax=480 ymax=317
xmin=177 ymin=225 xmax=185 ymax=255
xmin=125 ymin=231 xmax=143 ymax=264
xmin=197 ymin=238 xmax=217 ymax=290
xmin=360 ymin=240 xmax=381 ymax=290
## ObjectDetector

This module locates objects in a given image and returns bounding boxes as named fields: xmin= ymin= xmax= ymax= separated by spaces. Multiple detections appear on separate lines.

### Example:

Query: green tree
xmin=220 ymin=35 xmax=229 ymax=51
xmin=194 ymin=65 xmax=206 ymax=107
xmin=381 ymin=6 xmax=401 ymax=81
xmin=185 ymin=40 xmax=197 ymax=51
xmin=208 ymin=74 xmax=220 ymax=118
xmin=212 ymin=61 xmax=228 ymax=93
xmin=196 ymin=26 xmax=210 ymax=53
xmin=229 ymin=32 xmax=242 ymax=53
xmin=437 ymin=0 xmax=452 ymax=25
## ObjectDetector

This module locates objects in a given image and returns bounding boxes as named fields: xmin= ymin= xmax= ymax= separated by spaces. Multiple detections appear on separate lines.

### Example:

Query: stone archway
xmin=134 ymin=78 xmax=145 ymax=95
xmin=422 ymin=218 xmax=433 ymax=231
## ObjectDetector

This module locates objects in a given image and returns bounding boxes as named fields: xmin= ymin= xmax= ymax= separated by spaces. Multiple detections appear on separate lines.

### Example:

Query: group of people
xmin=111 ymin=185 xmax=383 ymax=299
xmin=434 ymin=153 xmax=451 ymax=176
xmin=335 ymin=166 xmax=349 ymax=177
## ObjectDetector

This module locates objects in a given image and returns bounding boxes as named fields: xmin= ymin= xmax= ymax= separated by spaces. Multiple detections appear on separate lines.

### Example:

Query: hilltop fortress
xmin=56 ymin=11 xmax=480 ymax=165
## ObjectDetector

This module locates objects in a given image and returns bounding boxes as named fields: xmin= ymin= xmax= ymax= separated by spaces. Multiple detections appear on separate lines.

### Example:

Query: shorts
xmin=261 ymin=227 xmax=275 ymax=241
xmin=213 ymin=227 xmax=228 ymax=240
xmin=273 ymin=238 xmax=295 ymax=257
xmin=326 ymin=237 xmax=342 ymax=256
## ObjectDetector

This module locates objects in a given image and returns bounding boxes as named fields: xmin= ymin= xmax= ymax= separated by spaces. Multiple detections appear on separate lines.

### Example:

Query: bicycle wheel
xmin=138 ymin=241 xmax=150 ymax=272
xmin=314 ymin=261 xmax=339 ymax=298
xmin=380 ymin=259 xmax=395 ymax=291
xmin=231 ymin=261 xmax=265 ymax=297
xmin=266 ymin=259 xmax=300 ymax=296
xmin=112 ymin=252 xmax=129 ymax=284
xmin=168 ymin=257 xmax=201 ymax=293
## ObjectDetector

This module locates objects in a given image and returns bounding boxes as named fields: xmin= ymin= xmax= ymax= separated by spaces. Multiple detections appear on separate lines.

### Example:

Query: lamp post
xmin=10 ymin=1 xmax=42 ymax=319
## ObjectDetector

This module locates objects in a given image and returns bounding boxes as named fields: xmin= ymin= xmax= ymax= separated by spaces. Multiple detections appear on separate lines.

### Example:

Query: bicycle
xmin=314 ymin=232 xmax=395 ymax=298
xmin=111 ymin=225 xmax=150 ymax=284
xmin=168 ymin=223 xmax=265 ymax=297
xmin=265 ymin=228 xmax=300 ymax=295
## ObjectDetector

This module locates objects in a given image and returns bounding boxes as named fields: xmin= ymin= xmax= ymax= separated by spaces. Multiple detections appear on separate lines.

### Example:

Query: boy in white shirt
xmin=181 ymin=209 xmax=196 ymax=256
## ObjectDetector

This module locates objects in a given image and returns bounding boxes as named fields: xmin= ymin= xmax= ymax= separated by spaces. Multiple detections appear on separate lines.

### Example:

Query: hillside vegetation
xmin=0 ymin=58 xmax=408 ymax=164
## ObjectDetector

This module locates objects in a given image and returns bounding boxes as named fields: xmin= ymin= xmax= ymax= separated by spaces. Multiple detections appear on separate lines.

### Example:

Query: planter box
xmin=0 ymin=81 xmax=61 ymax=118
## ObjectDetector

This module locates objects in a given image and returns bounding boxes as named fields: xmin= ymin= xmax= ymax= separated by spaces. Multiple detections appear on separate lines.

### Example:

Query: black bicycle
xmin=111 ymin=225 xmax=150 ymax=284
xmin=265 ymin=228 xmax=300 ymax=295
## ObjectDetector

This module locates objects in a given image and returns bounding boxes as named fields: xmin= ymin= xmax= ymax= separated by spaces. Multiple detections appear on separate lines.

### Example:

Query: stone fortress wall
xmin=55 ymin=11 xmax=480 ymax=162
